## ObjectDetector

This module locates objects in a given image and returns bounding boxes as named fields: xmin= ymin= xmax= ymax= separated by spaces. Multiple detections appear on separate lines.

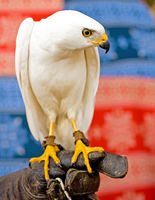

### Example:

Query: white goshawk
xmin=15 ymin=10 xmax=110 ymax=180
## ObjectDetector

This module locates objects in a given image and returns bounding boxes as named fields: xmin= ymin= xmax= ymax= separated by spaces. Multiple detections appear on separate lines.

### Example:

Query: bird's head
xmin=40 ymin=10 xmax=110 ymax=53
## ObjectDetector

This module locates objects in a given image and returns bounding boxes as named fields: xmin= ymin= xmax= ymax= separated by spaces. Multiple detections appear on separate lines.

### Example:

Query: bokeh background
xmin=0 ymin=0 xmax=155 ymax=199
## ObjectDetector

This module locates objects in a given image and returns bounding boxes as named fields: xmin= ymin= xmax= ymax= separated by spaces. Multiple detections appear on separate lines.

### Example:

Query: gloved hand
xmin=0 ymin=150 xmax=128 ymax=200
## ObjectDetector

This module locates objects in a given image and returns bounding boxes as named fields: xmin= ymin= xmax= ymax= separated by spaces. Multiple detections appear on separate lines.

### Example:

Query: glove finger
xmin=65 ymin=168 xmax=100 ymax=196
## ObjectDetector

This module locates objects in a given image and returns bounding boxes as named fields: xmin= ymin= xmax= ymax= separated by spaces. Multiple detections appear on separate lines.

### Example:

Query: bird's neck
xmin=32 ymin=42 xmax=82 ymax=62
xmin=29 ymin=41 xmax=84 ymax=69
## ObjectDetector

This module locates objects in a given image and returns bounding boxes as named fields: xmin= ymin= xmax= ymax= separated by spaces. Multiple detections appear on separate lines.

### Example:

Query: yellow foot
xmin=72 ymin=139 xmax=104 ymax=173
xmin=30 ymin=145 xmax=60 ymax=180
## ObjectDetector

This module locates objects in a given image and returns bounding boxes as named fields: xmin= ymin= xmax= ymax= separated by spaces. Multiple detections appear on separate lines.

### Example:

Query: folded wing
xmin=15 ymin=18 xmax=48 ymax=142
xmin=82 ymin=47 xmax=100 ymax=133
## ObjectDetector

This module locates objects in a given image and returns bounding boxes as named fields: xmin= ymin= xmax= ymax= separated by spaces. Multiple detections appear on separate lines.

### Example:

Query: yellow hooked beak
xmin=89 ymin=33 xmax=110 ymax=54
xmin=88 ymin=33 xmax=108 ymax=45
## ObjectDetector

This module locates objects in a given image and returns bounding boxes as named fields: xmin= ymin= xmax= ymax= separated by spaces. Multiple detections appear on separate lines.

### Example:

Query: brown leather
xmin=42 ymin=136 xmax=57 ymax=149
xmin=73 ymin=131 xmax=89 ymax=146
xmin=45 ymin=136 xmax=56 ymax=146
xmin=65 ymin=168 xmax=100 ymax=196
xmin=46 ymin=179 xmax=67 ymax=200
xmin=0 ymin=150 xmax=128 ymax=199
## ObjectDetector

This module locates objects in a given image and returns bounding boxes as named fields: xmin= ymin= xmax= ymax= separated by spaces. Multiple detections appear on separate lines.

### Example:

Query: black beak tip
xmin=105 ymin=49 xmax=109 ymax=54
xmin=99 ymin=40 xmax=110 ymax=54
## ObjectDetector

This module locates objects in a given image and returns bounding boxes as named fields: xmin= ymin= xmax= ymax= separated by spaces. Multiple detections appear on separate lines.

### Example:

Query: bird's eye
xmin=82 ymin=29 xmax=92 ymax=37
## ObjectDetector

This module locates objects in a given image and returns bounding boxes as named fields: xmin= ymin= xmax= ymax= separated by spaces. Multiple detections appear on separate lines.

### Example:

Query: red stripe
xmin=96 ymin=77 xmax=155 ymax=110
xmin=0 ymin=0 xmax=63 ymax=76
xmin=0 ymin=0 xmax=63 ymax=11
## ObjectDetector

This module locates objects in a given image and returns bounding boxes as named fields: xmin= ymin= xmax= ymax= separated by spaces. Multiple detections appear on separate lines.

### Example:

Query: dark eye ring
xmin=82 ymin=29 xmax=92 ymax=37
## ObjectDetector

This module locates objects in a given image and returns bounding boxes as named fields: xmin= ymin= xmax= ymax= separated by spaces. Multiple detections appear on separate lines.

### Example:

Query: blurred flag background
xmin=0 ymin=0 xmax=155 ymax=199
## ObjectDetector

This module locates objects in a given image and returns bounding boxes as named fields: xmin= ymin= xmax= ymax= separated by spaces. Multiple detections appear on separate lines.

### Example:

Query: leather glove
xmin=0 ymin=150 xmax=128 ymax=200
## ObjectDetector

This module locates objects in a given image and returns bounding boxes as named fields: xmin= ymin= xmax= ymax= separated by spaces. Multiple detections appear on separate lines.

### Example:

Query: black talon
xmin=46 ymin=179 xmax=50 ymax=184
xmin=71 ymin=162 xmax=76 ymax=168
xmin=57 ymin=163 xmax=63 ymax=169
xmin=57 ymin=144 xmax=64 ymax=151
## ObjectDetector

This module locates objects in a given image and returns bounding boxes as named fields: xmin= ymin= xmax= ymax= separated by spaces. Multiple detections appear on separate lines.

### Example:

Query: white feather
xmin=82 ymin=47 xmax=100 ymax=133
xmin=15 ymin=18 xmax=48 ymax=141
xmin=15 ymin=11 xmax=102 ymax=149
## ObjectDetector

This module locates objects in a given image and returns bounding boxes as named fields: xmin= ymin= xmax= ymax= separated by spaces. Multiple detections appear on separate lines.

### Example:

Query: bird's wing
xmin=82 ymin=47 xmax=100 ymax=133
xmin=15 ymin=18 xmax=48 ymax=141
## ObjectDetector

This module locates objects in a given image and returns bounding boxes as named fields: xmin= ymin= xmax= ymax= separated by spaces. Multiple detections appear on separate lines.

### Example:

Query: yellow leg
xmin=72 ymin=120 xmax=78 ymax=131
xmin=29 ymin=122 xmax=61 ymax=180
xmin=71 ymin=120 xmax=104 ymax=173
xmin=49 ymin=122 xmax=54 ymax=136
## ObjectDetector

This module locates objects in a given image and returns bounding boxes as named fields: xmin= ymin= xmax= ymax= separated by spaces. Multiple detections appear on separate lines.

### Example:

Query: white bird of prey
xmin=15 ymin=10 xmax=110 ymax=180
